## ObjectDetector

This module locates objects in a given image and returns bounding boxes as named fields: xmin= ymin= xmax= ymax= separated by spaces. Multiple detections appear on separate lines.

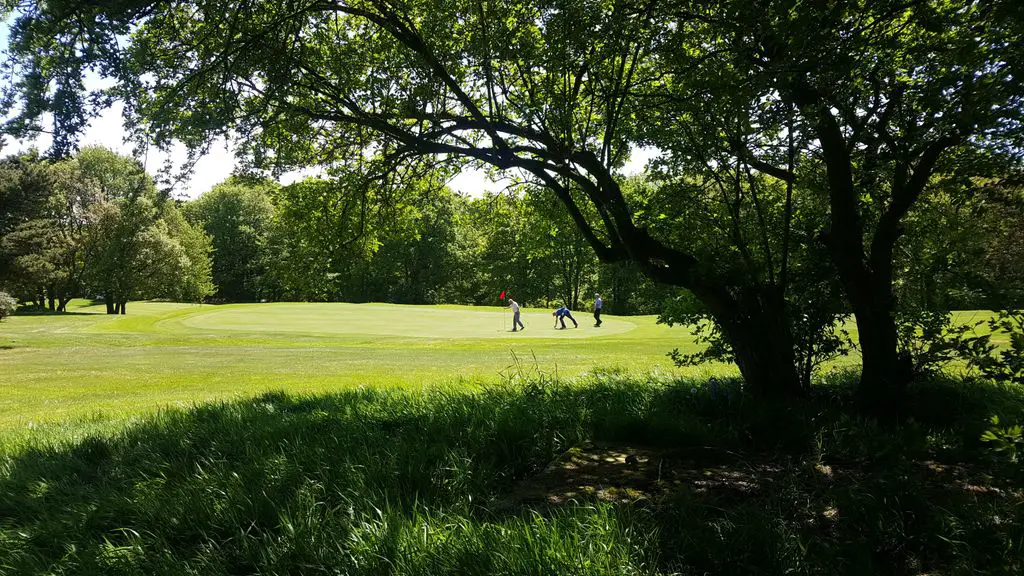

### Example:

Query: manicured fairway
xmin=0 ymin=302 xmax=1002 ymax=431
xmin=0 ymin=301 xmax=715 ymax=428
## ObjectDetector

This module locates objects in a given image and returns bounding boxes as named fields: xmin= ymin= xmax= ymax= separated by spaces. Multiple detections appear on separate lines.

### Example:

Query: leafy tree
xmin=159 ymin=205 xmax=216 ymax=303
xmin=0 ymin=152 xmax=94 ymax=311
xmin=975 ymin=178 xmax=1024 ymax=308
xmin=468 ymin=192 xmax=556 ymax=308
xmin=68 ymin=147 xmax=212 ymax=313
xmin=369 ymin=185 xmax=461 ymax=304
xmin=969 ymin=310 xmax=1024 ymax=387
xmin=525 ymin=188 xmax=596 ymax=311
xmin=263 ymin=169 xmax=462 ymax=304
xmin=184 ymin=178 xmax=276 ymax=301
xmin=651 ymin=0 xmax=1024 ymax=410
xmin=0 ymin=151 xmax=51 ymax=238
xmin=439 ymin=195 xmax=488 ymax=305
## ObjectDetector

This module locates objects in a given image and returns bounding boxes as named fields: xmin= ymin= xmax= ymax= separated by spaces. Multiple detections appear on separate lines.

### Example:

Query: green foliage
xmin=896 ymin=310 xmax=984 ymax=377
xmin=260 ymin=173 xmax=465 ymax=303
xmin=182 ymin=178 xmax=276 ymax=302
xmin=156 ymin=206 xmax=215 ymax=303
xmin=0 ymin=151 xmax=78 ymax=308
xmin=896 ymin=177 xmax=1024 ymax=311
xmin=980 ymin=415 xmax=1024 ymax=465
xmin=965 ymin=310 xmax=1024 ymax=387
xmin=660 ymin=292 xmax=731 ymax=367
xmin=0 ymin=290 xmax=16 ymax=320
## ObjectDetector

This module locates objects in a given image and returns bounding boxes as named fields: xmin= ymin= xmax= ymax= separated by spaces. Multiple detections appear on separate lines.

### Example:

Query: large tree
xmin=69 ymin=146 xmax=213 ymax=313
xmin=0 ymin=152 xmax=93 ymax=311
xmin=654 ymin=0 xmax=1024 ymax=411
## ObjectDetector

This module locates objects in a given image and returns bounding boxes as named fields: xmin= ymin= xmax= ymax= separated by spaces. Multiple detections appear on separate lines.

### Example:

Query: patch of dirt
xmin=494 ymin=443 xmax=785 ymax=512
xmin=917 ymin=459 xmax=1021 ymax=497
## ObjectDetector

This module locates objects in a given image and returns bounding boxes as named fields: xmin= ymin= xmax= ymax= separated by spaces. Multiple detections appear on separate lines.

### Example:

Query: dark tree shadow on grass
xmin=0 ymin=376 xmax=1022 ymax=575
xmin=11 ymin=308 xmax=99 ymax=316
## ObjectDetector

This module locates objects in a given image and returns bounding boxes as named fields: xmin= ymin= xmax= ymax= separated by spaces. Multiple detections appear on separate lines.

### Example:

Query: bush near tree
xmin=0 ymin=290 xmax=16 ymax=320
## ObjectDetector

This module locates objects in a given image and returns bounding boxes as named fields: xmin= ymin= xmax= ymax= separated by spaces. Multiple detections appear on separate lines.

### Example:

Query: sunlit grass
xmin=0 ymin=300 xmax=732 ymax=430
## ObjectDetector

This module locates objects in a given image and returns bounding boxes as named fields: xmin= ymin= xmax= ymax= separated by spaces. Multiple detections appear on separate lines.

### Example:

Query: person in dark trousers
xmin=552 ymin=305 xmax=578 ymax=329
xmin=593 ymin=294 xmax=603 ymax=327
xmin=509 ymin=298 xmax=525 ymax=331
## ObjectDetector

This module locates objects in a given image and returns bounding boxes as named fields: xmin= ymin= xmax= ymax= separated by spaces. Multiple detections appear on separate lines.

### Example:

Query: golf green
xmin=0 ymin=301 xmax=707 ymax=429
xmin=178 ymin=302 xmax=634 ymax=338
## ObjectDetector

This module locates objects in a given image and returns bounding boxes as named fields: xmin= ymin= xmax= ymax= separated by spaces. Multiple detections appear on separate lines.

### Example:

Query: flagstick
xmin=500 ymin=292 xmax=507 ymax=332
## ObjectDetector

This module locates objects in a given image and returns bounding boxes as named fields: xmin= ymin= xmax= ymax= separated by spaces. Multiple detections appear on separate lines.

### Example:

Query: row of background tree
xmin=3 ymin=146 xmax=1021 ymax=318
xmin=0 ymin=147 xmax=674 ymax=314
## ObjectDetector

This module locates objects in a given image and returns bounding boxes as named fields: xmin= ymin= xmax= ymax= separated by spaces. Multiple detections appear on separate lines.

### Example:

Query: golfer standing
xmin=509 ymin=298 xmax=525 ymax=332
xmin=593 ymin=294 xmax=603 ymax=327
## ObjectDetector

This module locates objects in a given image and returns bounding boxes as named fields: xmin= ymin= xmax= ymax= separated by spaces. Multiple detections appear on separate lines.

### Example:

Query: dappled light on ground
xmin=497 ymin=443 xmax=784 ymax=510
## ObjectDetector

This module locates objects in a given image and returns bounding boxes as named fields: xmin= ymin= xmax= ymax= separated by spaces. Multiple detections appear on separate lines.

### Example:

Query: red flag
xmin=499 ymin=290 xmax=506 ymax=300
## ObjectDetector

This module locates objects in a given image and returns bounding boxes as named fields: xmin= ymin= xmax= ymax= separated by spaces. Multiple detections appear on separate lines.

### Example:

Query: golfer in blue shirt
xmin=552 ymin=305 xmax=578 ymax=329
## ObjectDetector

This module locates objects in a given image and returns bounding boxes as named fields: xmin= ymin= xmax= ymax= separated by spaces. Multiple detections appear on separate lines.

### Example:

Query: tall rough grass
xmin=1 ymin=372 xmax=1022 ymax=575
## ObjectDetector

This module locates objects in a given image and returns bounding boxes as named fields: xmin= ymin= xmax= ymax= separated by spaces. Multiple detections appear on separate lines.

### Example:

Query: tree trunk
xmin=119 ymin=300 xmax=127 ymax=315
xmin=705 ymin=288 xmax=803 ymax=399
xmin=851 ymin=300 xmax=913 ymax=419
xmin=612 ymin=267 xmax=629 ymax=315
xmin=828 ymin=243 xmax=914 ymax=417
xmin=106 ymin=293 xmax=116 ymax=314
xmin=57 ymin=296 xmax=72 ymax=313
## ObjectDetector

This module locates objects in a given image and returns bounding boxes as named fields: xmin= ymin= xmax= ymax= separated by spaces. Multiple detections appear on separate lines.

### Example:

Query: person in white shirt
xmin=509 ymin=298 xmax=525 ymax=331
xmin=593 ymin=295 xmax=603 ymax=327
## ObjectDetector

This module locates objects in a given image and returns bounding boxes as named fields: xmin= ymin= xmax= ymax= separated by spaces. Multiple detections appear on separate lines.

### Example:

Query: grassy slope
xmin=0 ymin=300 xmax=727 ymax=428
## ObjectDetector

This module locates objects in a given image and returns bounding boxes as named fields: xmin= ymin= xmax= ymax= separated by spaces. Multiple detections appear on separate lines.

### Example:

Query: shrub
xmin=896 ymin=310 xmax=983 ymax=376
xmin=0 ymin=291 xmax=17 ymax=321
xmin=980 ymin=414 xmax=1024 ymax=465
xmin=967 ymin=310 xmax=1024 ymax=386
